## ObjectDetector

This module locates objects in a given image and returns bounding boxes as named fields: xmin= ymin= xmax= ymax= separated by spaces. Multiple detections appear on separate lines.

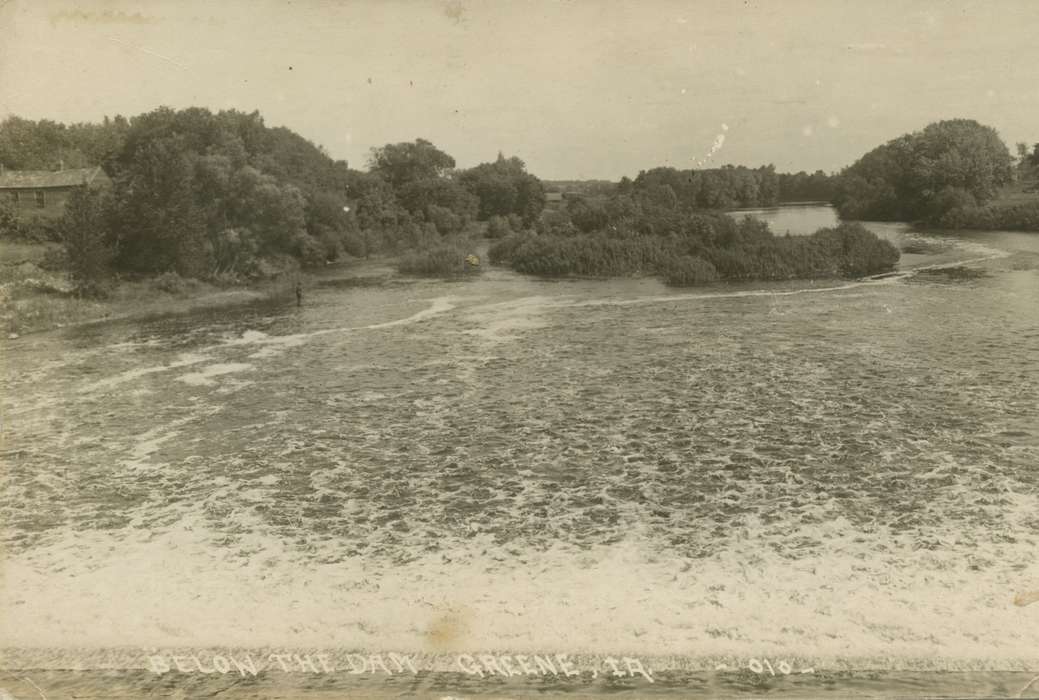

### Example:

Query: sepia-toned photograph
xmin=1 ymin=1 xmax=1038 ymax=697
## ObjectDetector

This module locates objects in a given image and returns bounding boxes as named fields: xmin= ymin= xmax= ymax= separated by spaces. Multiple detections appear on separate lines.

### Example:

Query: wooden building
xmin=0 ymin=166 xmax=112 ymax=219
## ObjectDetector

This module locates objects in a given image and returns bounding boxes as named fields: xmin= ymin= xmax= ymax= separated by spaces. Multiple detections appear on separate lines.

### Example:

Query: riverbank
xmin=1 ymin=233 xmax=491 ymax=337
xmin=0 ymin=241 xmax=299 ymax=337
xmin=0 ymin=241 xmax=273 ymax=336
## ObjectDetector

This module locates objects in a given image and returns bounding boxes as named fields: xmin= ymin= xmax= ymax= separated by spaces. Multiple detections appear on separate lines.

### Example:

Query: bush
xmin=342 ymin=230 xmax=369 ymax=258
xmin=492 ymin=210 xmax=900 ymax=284
xmin=502 ymin=234 xmax=669 ymax=277
xmin=0 ymin=202 xmax=19 ymax=239
xmin=535 ymin=209 xmax=577 ymax=236
xmin=294 ymin=232 xmax=327 ymax=267
xmin=661 ymin=256 xmax=719 ymax=286
xmin=809 ymin=223 xmax=900 ymax=277
xmin=488 ymin=232 xmax=535 ymax=266
xmin=936 ymin=200 xmax=1039 ymax=231
xmin=19 ymin=216 xmax=61 ymax=242
xmin=486 ymin=215 xmax=512 ymax=238
xmin=0 ymin=206 xmax=61 ymax=242
xmin=426 ymin=204 xmax=465 ymax=236
xmin=397 ymin=244 xmax=474 ymax=277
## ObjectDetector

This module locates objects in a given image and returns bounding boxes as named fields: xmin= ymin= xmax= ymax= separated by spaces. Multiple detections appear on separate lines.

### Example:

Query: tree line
xmin=830 ymin=119 xmax=1017 ymax=224
xmin=540 ymin=167 xmax=837 ymax=210
xmin=0 ymin=109 xmax=547 ymax=294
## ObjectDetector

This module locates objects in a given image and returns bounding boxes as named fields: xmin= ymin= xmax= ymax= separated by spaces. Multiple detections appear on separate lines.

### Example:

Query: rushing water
xmin=2 ymin=208 xmax=1038 ymax=674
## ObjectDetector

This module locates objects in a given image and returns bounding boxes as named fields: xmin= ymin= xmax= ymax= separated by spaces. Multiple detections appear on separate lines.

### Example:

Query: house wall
xmin=2 ymin=187 xmax=76 ymax=219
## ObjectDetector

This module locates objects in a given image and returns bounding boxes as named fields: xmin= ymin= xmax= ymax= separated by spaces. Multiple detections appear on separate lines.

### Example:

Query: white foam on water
xmin=463 ymin=296 xmax=555 ymax=345
xmin=71 ymin=297 xmax=461 ymax=393
xmin=177 ymin=362 xmax=254 ymax=386
xmin=121 ymin=408 xmax=223 ymax=471
xmin=78 ymin=352 xmax=212 ymax=394
xmin=2 ymin=518 xmax=1037 ymax=663
xmin=362 ymin=296 xmax=458 ymax=330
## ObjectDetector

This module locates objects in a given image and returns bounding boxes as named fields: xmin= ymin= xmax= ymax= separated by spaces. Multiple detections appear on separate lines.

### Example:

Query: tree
xmin=458 ymin=154 xmax=546 ymax=224
xmin=109 ymin=134 xmax=207 ymax=275
xmin=368 ymin=139 xmax=456 ymax=189
xmin=61 ymin=188 xmax=114 ymax=296
xmin=397 ymin=177 xmax=478 ymax=221
xmin=832 ymin=119 xmax=1013 ymax=222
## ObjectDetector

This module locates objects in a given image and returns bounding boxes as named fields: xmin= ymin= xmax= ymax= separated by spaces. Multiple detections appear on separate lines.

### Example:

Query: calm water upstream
xmin=2 ymin=206 xmax=1038 ymax=671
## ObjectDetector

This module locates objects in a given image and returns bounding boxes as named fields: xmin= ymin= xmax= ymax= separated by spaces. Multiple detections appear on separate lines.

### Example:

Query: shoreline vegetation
xmin=2 ymin=110 xmax=1035 ymax=335
xmin=489 ymin=212 xmax=898 ymax=285
xmin=831 ymin=119 xmax=1039 ymax=233
xmin=0 ymin=238 xmax=295 ymax=336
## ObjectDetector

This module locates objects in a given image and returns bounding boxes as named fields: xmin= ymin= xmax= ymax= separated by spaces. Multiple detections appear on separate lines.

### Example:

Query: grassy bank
xmin=0 ymin=241 xmax=298 ymax=336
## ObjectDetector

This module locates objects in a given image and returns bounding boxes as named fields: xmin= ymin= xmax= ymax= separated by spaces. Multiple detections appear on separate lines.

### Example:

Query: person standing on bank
xmin=295 ymin=280 xmax=303 ymax=307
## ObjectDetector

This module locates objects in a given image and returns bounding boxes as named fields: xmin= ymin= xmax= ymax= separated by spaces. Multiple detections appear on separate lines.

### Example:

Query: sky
xmin=1 ymin=0 xmax=1038 ymax=180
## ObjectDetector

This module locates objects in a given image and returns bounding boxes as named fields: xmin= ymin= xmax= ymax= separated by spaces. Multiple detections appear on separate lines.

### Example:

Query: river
xmin=2 ymin=206 xmax=1038 ymax=685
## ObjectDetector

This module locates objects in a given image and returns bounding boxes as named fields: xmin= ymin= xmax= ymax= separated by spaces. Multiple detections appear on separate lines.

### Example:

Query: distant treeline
xmin=490 ymin=193 xmax=899 ymax=285
xmin=620 ymin=165 xmax=781 ymax=209
xmin=544 ymin=167 xmax=836 ymax=209
xmin=542 ymin=180 xmax=617 ymax=198
xmin=829 ymin=118 xmax=1039 ymax=230
xmin=0 ymin=109 xmax=546 ymax=294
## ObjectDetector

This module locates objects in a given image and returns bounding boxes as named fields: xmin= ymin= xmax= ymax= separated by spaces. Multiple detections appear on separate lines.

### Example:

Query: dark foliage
xmin=491 ymin=198 xmax=899 ymax=286
xmin=60 ymin=187 xmax=115 ymax=297
xmin=458 ymin=153 xmax=546 ymax=225
xmin=777 ymin=170 xmax=837 ymax=202
xmin=935 ymin=201 xmax=1039 ymax=231
xmin=832 ymin=119 xmax=1014 ymax=223
xmin=630 ymin=165 xmax=780 ymax=210
xmin=397 ymin=244 xmax=475 ymax=277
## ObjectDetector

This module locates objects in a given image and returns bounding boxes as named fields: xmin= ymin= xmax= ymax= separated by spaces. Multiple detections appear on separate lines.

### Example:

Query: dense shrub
xmin=661 ymin=256 xmax=719 ymax=286
xmin=426 ymin=204 xmax=465 ymax=236
xmin=490 ymin=207 xmax=899 ymax=285
xmin=341 ymin=230 xmax=369 ymax=258
xmin=397 ymin=244 xmax=474 ymax=277
xmin=0 ymin=202 xmax=19 ymax=239
xmin=502 ymin=235 xmax=669 ymax=277
xmin=487 ymin=232 xmax=534 ymax=266
xmin=486 ymin=215 xmax=512 ymax=238
xmin=936 ymin=201 xmax=1039 ymax=231
xmin=535 ymin=209 xmax=578 ymax=237
xmin=0 ymin=206 xmax=61 ymax=242
xmin=810 ymin=223 xmax=901 ymax=277
xmin=294 ymin=232 xmax=328 ymax=267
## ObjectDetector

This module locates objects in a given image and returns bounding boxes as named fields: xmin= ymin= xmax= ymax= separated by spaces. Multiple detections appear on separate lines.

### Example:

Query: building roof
xmin=545 ymin=192 xmax=564 ymax=202
xmin=0 ymin=166 xmax=108 ymax=189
